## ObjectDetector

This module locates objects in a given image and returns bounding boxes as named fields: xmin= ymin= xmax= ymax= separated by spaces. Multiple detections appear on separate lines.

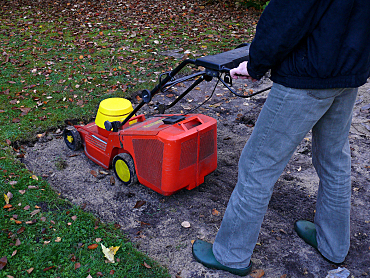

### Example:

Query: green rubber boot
xmin=294 ymin=220 xmax=318 ymax=249
xmin=192 ymin=239 xmax=252 ymax=277
xmin=294 ymin=220 xmax=346 ymax=265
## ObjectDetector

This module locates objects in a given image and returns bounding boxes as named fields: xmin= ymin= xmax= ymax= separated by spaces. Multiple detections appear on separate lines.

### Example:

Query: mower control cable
xmin=218 ymin=67 xmax=272 ymax=98
xmin=183 ymin=77 xmax=220 ymax=115
xmin=218 ymin=73 xmax=272 ymax=98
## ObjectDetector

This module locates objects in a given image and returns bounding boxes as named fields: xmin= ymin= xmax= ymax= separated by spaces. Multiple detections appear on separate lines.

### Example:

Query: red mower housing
xmin=64 ymin=107 xmax=217 ymax=196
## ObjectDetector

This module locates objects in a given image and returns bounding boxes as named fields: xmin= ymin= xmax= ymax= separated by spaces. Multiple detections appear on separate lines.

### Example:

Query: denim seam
xmin=313 ymin=88 xmax=356 ymax=262
xmin=223 ymin=86 xmax=288 ymax=265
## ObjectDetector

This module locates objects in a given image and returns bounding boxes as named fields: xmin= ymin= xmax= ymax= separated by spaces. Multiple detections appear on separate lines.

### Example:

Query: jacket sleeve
xmin=247 ymin=0 xmax=329 ymax=80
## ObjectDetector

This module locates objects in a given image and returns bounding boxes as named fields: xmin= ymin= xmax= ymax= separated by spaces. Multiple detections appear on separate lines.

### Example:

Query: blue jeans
xmin=213 ymin=83 xmax=358 ymax=267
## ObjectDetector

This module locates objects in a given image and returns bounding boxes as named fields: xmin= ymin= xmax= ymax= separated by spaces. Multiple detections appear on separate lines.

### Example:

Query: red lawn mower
xmin=63 ymin=44 xmax=269 ymax=196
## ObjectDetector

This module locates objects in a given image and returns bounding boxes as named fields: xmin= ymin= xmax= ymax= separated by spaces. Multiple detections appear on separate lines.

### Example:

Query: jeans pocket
xmin=306 ymin=88 xmax=343 ymax=100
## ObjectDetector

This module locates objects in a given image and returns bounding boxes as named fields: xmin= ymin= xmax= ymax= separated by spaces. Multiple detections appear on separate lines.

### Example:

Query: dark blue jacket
xmin=247 ymin=0 xmax=370 ymax=89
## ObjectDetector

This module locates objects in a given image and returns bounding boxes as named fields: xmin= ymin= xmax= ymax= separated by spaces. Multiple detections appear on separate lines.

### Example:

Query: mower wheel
xmin=63 ymin=126 xmax=82 ymax=151
xmin=113 ymin=153 xmax=138 ymax=186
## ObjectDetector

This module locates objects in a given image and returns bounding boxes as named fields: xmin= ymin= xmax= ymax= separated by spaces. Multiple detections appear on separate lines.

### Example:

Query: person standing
xmin=192 ymin=0 xmax=370 ymax=276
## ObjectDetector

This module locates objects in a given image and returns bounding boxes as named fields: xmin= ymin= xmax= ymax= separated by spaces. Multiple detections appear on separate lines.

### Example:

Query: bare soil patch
xmin=23 ymin=77 xmax=370 ymax=277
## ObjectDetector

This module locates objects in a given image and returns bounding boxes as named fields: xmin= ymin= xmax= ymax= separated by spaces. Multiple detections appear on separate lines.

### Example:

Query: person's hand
xmin=230 ymin=61 xmax=255 ymax=80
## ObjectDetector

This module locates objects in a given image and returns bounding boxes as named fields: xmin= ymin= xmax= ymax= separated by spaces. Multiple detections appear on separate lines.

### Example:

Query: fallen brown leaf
xmin=6 ymin=192 xmax=13 ymax=200
xmin=26 ymin=267 xmax=34 ymax=274
xmin=110 ymin=176 xmax=115 ymax=185
xmin=75 ymin=262 xmax=81 ymax=269
xmin=16 ymin=227 xmax=25 ymax=234
xmin=211 ymin=208 xmax=220 ymax=216
xmin=133 ymin=200 xmax=146 ymax=209
xmin=0 ymin=256 xmax=7 ymax=270
xmin=19 ymin=107 xmax=31 ymax=116
xmin=10 ymin=218 xmax=22 ymax=224
xmin=43 ymin=266 xmax=55 ymax=272
xmin=25 ymin=219 xmax=37 ymax=225
xmin=250 ymin=269 xmax=265 ymax=278
xmin=30 ymin=209 xmax=40 ymax=216
xmin=90 ymin=170 xmax=98 ymax=177
xmin=3 ymin=204 xmax=12 ymax=209
xmin=11 ymin=250 xmax=17 ymax=257
xmin=88 ymin=243 xmax=99 ymax=250
xmin=143 ymin=262 xmax=151 ymax=269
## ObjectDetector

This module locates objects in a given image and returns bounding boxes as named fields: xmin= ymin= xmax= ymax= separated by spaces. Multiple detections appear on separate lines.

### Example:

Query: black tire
xmin=113 ymin=153 xmax=138 ymax=186
xmin=63 ymin=126 xmax=82 ymax=151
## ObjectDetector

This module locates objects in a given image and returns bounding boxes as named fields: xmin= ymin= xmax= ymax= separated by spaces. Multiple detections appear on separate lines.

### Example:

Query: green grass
xmin=0 ymin=154 xmax=169 ymax=277
xmin=0 ymin=1 xmax=258 ymax=277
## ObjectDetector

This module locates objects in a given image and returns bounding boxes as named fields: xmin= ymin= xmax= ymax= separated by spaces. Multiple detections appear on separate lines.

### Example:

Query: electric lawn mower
xmin=63 ymin=44 xmax=270 ymax=196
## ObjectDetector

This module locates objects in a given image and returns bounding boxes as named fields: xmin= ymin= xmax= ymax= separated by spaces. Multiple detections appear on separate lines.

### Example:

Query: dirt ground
xmin=23 ymin=74 xmax=370 ymax=278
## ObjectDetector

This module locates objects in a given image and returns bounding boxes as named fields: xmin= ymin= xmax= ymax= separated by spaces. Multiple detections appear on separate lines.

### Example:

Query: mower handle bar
xmin=104 ymin=44 xmax=271 ymax=132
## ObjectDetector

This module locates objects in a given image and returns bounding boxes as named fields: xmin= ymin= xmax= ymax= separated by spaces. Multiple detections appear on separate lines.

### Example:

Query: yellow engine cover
xmin=95 ymin=98 xmax=134 ymax=129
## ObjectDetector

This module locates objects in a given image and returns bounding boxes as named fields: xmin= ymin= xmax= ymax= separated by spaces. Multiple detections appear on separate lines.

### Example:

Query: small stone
xmin=181 ymin=221 xmax=191 ymax=228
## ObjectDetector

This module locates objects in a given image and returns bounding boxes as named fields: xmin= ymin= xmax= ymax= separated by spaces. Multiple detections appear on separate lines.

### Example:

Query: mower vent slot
xmin=133 ymin=139 xmax=164 ymax=189
xmin=199 ymin=129 xmax=215 ymax=161
xmin=86 ymin=134 xmax=107 ymax=151
xmin=179 ymin=137 xmax=198 ymax=170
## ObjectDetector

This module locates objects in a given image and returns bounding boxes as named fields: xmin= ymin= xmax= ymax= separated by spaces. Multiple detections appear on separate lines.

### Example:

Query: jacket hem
xmin=270 ymin=73 xmax=369 ymax=89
